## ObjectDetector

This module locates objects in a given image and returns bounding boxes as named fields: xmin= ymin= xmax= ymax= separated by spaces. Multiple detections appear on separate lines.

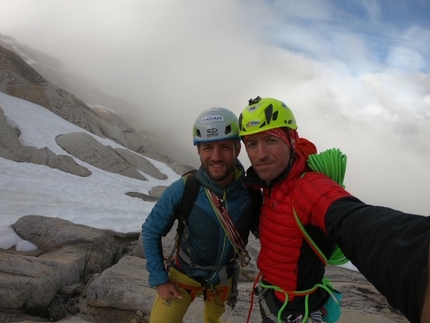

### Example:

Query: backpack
xmin=294 ymin=148 xmax=349 ymax=266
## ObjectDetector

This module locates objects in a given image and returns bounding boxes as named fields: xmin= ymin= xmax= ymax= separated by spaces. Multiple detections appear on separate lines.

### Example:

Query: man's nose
xmin=212 ymin=147 xmax=222 ymax=160
xmin=256 ymin=142 xmax=269 ymax=160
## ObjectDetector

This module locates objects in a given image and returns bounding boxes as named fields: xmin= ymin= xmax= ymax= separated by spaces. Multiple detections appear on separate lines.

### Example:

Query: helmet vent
xmin=196 ymin=129 xmax=201 ymax=138
xmin=225 ymin=125 xmax=232 ymax=134
xmin=238 ymin=114 xmax=244 ymax=132
xmin=265 ymin=104 xmax=273 ymax=125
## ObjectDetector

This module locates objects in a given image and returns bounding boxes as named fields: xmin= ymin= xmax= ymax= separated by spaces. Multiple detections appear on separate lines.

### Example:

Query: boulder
xmin=12 ymin=215 xmax=117 ymax=254
xmin=1 ymin=216 xmax=119 ymax=316
xmin=86 ymin=256 xmax=155 ymax=313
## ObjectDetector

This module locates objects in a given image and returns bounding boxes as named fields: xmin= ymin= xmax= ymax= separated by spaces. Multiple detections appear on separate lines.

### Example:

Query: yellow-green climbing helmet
xmin=238 ymin=96 xmax=297 ymax=137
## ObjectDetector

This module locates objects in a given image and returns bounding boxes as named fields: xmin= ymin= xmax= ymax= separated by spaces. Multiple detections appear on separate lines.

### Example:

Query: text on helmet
xmin=201 ymin=115 xmax=224 ymax=123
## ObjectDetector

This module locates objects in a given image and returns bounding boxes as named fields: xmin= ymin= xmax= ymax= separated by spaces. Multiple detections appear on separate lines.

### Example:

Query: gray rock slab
xmin=148 ymin=185 xmax=168 ymax=199
xmin=86 ymin=256 xmax=155 ymax=313
xmin=0 ymin=107 xmax=90 ymax=177
xmin=56 ymin=132 xmax=147 ymax=181
xmin=12 ymin=215 xmax=117 ymax=251
xmin=115 ymin=148 xmax=167 ymax=180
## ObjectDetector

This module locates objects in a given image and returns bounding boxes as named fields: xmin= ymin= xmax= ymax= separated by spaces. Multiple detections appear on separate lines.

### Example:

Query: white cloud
xmin=0 ymin=0 xmax=429 ymax=214
xmin=361 ymin=0 xmax=382 ymax=23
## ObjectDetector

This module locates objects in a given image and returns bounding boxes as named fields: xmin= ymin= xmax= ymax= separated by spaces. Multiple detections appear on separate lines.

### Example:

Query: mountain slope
xmin=0 ymin=38 xmax=194 ymax=175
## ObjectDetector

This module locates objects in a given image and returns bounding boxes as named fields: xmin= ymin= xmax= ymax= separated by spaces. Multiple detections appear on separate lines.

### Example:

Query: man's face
xmin=197 ymin=139 xmax=240 ymax=186
xmin=244 ymin=132 xmax=291 ymax=185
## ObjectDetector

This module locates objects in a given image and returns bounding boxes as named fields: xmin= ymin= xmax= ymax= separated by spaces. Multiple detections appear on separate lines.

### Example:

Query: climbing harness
xmin=175 ymin=280 xmax=230 ymax=303
xmin=255 ymin=278 xmax=340 ymax=323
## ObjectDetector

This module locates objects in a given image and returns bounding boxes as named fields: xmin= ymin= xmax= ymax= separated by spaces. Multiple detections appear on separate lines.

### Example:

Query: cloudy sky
xmin=0 ymin=0 xmax=429 ymax=214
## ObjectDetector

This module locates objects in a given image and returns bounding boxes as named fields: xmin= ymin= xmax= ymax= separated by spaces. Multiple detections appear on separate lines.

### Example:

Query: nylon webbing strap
xmin=178 ymin=248 xmax=225 ymax=271
xmin=178 ymin=247 xmax=230 ymax=286
xmin=207 ymin=189 xmax=251 ymax=267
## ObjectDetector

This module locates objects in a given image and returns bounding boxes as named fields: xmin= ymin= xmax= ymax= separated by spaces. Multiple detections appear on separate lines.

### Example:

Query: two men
xmin=238 ymin=96 xmax=430 ymax=323
xmin=142 ymin=107 xmax=260 ymax=323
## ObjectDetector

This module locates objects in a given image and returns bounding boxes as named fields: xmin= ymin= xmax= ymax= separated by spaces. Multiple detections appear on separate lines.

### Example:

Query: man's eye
xmin=268 ymin=137 xmax=279 ymax=144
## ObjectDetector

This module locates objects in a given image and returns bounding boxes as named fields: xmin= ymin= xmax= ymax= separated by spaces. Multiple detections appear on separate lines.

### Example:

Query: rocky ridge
xmin=0 ymin=43 xmax=194 ymax=176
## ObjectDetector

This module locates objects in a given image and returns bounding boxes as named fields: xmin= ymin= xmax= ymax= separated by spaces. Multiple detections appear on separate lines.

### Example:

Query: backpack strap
xmin=247 ymin=186 xmax=262 ymax=238
xmin=164 ymin=170 xmax=199 ymax=269
xmin=176 ymin=170 xmax=200 ymax=237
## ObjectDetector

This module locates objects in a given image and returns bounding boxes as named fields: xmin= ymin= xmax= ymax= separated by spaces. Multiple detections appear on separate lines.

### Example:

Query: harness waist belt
xmin=178 ymin=248 xmax=232 ymax=286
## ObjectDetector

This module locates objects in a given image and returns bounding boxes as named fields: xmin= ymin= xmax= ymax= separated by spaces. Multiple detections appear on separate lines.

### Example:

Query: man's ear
xmin=235 ymin=141 xmax=241 ymax=157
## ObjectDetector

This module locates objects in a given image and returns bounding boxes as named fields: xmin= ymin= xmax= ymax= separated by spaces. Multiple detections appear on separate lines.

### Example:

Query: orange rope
xmin=246 ymin=272 xmax=262 ymax=323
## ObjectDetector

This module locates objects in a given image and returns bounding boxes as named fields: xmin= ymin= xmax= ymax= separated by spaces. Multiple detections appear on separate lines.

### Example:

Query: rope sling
xmin=206 ymin=187 xmax=251 ymax=308
xmin=206 ymin=188 xmax=251 ymax=267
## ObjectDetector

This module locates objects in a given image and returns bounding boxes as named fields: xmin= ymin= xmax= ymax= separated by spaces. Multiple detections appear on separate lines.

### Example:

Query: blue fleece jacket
xmin=142 ymin=161 xmax=259 ymax=287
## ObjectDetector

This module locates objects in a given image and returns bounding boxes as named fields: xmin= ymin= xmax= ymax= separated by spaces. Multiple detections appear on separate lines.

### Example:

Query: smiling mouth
xmin=210 ymin=164 xmax=225 ymax=168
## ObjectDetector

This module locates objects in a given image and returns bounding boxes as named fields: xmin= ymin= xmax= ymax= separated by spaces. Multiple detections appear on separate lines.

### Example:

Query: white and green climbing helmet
xmin=193 ymin=107 xmax=240 ymax=145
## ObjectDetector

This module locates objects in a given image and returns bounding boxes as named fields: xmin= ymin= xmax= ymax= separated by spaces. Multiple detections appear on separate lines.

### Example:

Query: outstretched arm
xmin=325 ymin=196 xmax=430 ymax=323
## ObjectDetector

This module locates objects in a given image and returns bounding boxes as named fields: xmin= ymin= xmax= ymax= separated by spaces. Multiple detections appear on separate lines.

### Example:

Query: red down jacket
xmin=247 ymin=151 xmax=351 ymax=311
xmin=248 ymin=150 xmax=430 ymax=322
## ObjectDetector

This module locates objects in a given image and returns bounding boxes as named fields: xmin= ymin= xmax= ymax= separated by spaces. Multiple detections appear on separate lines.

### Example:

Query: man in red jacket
xmin=238 ymin=96 xmax=430 ymax=323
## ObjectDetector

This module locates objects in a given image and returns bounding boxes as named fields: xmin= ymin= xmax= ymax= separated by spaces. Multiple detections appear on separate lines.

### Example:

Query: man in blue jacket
xmin=142 ymin=107 xmax=260 ymax=323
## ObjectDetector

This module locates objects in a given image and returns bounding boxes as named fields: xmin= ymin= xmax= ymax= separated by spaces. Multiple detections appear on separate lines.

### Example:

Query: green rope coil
xmin=307 ymin=148 xmax=349 ymax=266
xmin=307 ymin=148 xmax=347 ymax=188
